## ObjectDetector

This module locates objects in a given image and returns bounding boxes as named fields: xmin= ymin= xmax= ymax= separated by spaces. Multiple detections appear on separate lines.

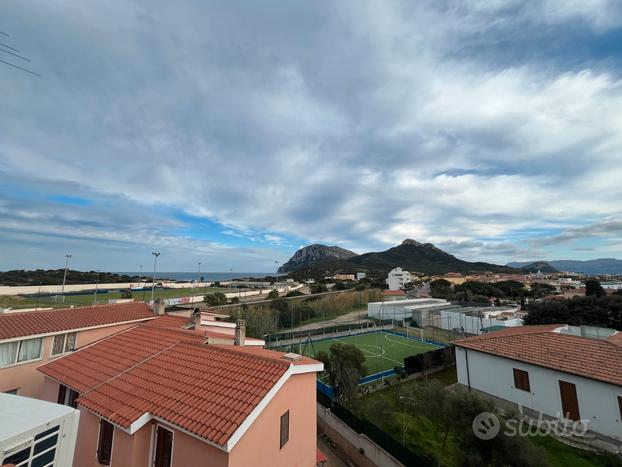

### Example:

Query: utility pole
xmin=93 ymin=270 xmax=100 ymax=305
xmin=60 ymin=254 xmax=71 ymax=302
xmin=35 ymin=281 xmax=41 ymax=311
xmin=197 ymin=262 xmax=202 ymax=301
xmin=274 ymin=260 xmax=279 ymax=291
xmin=151 ymin=252 xmax=160 ymax=303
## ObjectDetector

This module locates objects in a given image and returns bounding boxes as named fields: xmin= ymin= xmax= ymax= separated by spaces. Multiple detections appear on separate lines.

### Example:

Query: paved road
xmin=297 ymin=308 xmax=371 ymax=332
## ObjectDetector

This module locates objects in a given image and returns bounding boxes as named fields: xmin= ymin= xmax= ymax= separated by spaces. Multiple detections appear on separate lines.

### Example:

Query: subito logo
xmin=472 ymin=412 xmax=500 ymax=440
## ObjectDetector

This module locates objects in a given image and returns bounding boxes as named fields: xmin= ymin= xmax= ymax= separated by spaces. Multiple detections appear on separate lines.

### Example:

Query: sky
xmin=1 ymin=0 xmax=622 ymax=272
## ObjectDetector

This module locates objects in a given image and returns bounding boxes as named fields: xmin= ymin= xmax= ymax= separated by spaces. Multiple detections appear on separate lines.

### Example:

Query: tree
xmin=120 ymin=289 xmax=133 ymax=299
xmin=310 ymin=284 xmax=328 ymax=294
xmin=414 ymin=381 xmax=548 ymax=466
xmin=495 ymin=280 xmax=527 ymax=299
xmin=267 ymin=289 xmax=279 ymax=299
xmin=316 ymin=343 xmax=367 ymax=406
xmin=524 ymin=295 xmax=622 ymax=330
xmin=530 ymin=282 xmax=557 ymax=298
xmin=430 ymin=279 xmax=452 ymax=299
xmin=285 ymin=290 xmax=305 ymax=297
xmin=585 ymin=279 xmax=606 ymax=297
xmin=204 ymin=292 xmax=227 ymax=306
xmin=332 ymin=281 xmax=347 ymax=290
xmin=229 ymin=296 xmax=240 ymax=304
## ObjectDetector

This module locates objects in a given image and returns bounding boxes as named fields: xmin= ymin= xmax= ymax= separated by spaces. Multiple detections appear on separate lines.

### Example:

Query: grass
xmin=284 ymin=331 xmax=440 ymax=374
xmin=358 ymin=368 xmax=621 ymax=467
xmin=0 ymin=287 xmax=230 ymax=309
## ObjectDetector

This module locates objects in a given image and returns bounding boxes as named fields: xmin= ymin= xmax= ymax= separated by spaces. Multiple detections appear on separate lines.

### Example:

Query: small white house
xmin=454 ymin=325 xmax=622 ymax=443
xmin=0 ymin=393 xmax=80 ymax=466
xmin=386 ymin=267 xmax=411 ymax=290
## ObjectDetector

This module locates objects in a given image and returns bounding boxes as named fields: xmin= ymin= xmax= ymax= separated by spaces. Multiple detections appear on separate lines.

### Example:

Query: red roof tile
xmin=454 ymin=325 xmax=622 ymax=387
xmin=39 ymin=323 xmax=321 ymax=447
xmin=0 ymin=303 xmax=155 ymax=340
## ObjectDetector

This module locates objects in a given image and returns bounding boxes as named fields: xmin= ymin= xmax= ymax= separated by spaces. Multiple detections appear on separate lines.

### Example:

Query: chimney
xmin=234 ymin=319 xmax=246 ymax=346
xmin=153 ymin=298 xmax=166 ymax=316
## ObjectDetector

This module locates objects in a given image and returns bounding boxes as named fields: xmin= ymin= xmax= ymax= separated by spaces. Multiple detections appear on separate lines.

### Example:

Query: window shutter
xmin=280 ymin=410 xmax=289 ymax=449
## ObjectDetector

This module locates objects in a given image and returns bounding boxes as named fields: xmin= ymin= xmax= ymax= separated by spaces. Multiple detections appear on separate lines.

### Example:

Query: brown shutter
xmin=513 ymin=368 xmax=530 ymax=392
xmin=559 ymin=380 xmax=580 ymax=421
xmin=280 ymin=410 xmax=290 ymax=449
xmin=97 ymin=419 xmax=114 ymax=465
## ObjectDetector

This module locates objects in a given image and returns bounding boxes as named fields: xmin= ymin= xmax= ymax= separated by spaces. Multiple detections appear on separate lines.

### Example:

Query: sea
xmin=115 ymin=272 xmax=281 ymax=281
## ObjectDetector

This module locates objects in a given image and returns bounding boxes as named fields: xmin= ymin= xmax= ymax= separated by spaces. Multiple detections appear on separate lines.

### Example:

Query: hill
xmin=516 ymin=261 xmax=558 ymax=274
xmin=0 ymin=269 xmax=139 ymax=286
xmin=277 ymin=244 xmax=358 ymax=273
xmin=507 ymin=258 xmax=622 ymax=275
xmin=284 ymin=239 xmax=514 ymax=275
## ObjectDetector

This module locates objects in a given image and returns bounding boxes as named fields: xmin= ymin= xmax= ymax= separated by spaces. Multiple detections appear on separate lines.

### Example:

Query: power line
xmin=0 ymin=46 xmax=30 ymax=62
xmin=0 ymin=58 xmax=40 ymax=76
xmin=0 ymin=41 xmax=20 ymax=52
xmin=0 ymin=31 xmax=9 ymax=37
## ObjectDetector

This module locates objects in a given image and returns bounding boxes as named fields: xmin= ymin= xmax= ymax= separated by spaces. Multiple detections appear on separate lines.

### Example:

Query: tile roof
xmin=0 ymin=303 xmax=155 ymax=340
xmin=39 ymin=323 xmax=321 ymax=448
xmin=382 ymin=290 xmax=406 ymax=296
xmin=454 ymin=325 xmax=622 ymax=387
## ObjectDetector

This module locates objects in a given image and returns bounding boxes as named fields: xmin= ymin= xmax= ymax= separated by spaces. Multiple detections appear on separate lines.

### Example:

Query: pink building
xmin=38 ymin=320 xmax=323 ymax=467
xmin=0 ymin=303 xmax=157 ymax=398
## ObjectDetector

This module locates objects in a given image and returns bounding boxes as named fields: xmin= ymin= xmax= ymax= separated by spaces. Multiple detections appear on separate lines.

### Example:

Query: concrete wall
xmin=455 ymin=347 xmax=622 ymax=440
xmin=437 ymin=310 xmax=522 ymax=334
xmin=0 ymin=321 xmax=146 ymax=397
xmin=317 ymin=404 xmax=403 ymax=467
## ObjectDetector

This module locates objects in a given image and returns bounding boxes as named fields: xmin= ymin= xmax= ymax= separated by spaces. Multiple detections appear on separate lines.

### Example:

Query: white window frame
xmin=50 ymin=332 xmax=78 ymax=357
xmin=0 ymin=337 xmax=43 ymax=368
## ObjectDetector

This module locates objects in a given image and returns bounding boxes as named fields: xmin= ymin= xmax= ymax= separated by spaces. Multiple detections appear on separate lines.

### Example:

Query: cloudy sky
xmin=1 ymin=1 xmax=622 ymax=272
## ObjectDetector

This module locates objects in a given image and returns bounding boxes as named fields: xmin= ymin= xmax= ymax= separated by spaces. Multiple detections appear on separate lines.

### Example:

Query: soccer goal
xmin=404 ymin=325 xmax=425 ymax=342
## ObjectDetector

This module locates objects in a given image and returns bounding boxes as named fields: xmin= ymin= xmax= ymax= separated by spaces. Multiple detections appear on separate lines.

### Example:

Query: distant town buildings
xmin=386 ymin=267 xmax=411 ymax=290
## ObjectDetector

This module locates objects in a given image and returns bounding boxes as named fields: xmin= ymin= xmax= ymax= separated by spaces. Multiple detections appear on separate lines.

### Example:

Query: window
xmin=4 ymin=388 xmax=18 ymax=395
xmin=513 ymin=368 xmax=530 ymax=392
xmin=279 ymin=410 xmax=289 ymax=449
xmin=97 ymin=419 xmax=114 ymax=465
xmin=618 ymin=396 xmax=622 ymax=422
xmin=154 ymin=426 xmax=173 ymax=467
xmin=57 ymin=384 xmax=79 ymax=408
xmin=0 ymin=338 xmax=42 ymax=367
xmin=51 ymin=332 xmax=77 ymax=356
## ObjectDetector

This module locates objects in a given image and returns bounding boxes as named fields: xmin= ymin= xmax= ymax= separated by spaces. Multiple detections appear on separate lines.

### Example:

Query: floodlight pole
xmin=60 ymin=254 xmax=71 ymax=302
xmin=151 ymin=252 xmax=160 ymax=303
xmin=93 ymin=270 xmax=100 ymax=305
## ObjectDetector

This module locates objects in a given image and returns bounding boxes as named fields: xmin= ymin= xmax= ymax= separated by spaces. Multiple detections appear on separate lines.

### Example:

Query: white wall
xmin=455 ymin=347 xmax=622 ymax=441
xmin=438 ymin=310 xmax=522 ymax=334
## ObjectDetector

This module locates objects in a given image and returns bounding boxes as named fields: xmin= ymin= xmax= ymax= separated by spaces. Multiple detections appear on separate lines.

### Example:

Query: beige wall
xmin=229 ymin=372 xmax=317 ymax=467
xmin=0 ymin=321 xmax=145 ymax=397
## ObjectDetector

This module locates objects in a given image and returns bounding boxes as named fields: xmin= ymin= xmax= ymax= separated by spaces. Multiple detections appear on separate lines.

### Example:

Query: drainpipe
xmin=464 ymin=347 xmax=472 ymax=392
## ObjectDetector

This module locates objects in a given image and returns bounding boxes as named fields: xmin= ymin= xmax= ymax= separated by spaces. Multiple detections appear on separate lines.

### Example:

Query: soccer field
xmin=292 ymin=331 xmax=441 ymax=375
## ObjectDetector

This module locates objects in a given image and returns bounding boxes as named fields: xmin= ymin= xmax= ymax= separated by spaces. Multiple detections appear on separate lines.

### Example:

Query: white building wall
xmin=386 ymin=268 xmax=411 ymax=290
xmin=438 ymin=310 xmax=522 ymax=334
xmin=455 ymin=347 xmax=622 ymax=441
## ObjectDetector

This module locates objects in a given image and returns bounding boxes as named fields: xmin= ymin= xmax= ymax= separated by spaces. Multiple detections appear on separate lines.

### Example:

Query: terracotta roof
xmin=0 ymin=303 xmax=155 ymax=340
xmin=39 ymin=323 xmax=321 ymax=448
xmin=142 ymin=314 xmax=192 ymax=330
xmin=454 ymin=325 xmax=622 ymax=387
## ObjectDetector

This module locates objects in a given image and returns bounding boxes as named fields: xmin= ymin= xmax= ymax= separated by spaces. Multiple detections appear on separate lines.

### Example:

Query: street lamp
xmin=60 ymin=254 xmax=71 ymax=302
xmin=151 ymin=252 xmax=160 ymax=303
xmin=93 ymin=270 xmax=100 ymax=305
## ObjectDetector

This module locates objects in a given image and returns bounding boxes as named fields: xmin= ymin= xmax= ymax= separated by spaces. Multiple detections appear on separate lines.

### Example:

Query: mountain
xmin=516 ymin=261 xmax=558 ymax=274
xmin=278 ymin=244 xmax=358 ymax=273
xmin=506 ymin=258 xmax=622 ymax=275
xmin=283 ymin=239 xmax=514 ymax=275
